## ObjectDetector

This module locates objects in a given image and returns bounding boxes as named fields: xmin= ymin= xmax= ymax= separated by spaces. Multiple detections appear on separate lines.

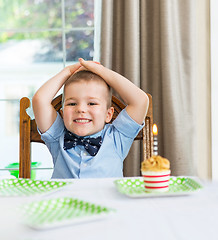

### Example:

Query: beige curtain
xmin=100 ymin=0 xmax=211 ymax=178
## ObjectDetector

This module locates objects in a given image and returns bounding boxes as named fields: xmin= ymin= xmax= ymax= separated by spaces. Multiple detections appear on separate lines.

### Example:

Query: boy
xmin=32 ymin=58 xmax=149 ymax=178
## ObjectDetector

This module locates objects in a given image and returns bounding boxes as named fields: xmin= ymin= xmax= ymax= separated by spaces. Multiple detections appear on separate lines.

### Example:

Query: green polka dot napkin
xmin=0 ymin=178 xmax=72 ymax=197
xmin=21 ymin=197 xmax=115 ymax=229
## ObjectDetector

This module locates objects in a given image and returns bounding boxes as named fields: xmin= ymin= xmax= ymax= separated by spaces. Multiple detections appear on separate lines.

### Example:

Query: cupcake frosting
xmin=141 ymin=155 xmax=170 ymax=172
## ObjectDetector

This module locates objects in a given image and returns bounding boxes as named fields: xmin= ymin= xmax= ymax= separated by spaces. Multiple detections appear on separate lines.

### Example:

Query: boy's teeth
xmin=75 ymin=119 xmax=90 ymax=123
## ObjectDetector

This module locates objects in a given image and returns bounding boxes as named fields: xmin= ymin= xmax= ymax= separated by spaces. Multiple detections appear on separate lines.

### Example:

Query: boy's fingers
xmin=78 ymin=59 xmax=104 ymax=76
xmin=79 ymin=58 xmax=84 ymax=63
xmin=79 ymin=58 xmax=101 ymax=67
xmin=68 ymin=62 xmax=82 ymax=74
xmin=74 ymin=66 xmax=88 ymax=74
xmin=77 ymin=66 xmax=87 ymax=71
xmin=73 ymin=62 xmax=82 ymax=70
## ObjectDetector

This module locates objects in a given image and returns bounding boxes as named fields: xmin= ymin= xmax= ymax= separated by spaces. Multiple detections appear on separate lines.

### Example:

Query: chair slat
xmin=19 ymin=97 xmax=31 ymax=178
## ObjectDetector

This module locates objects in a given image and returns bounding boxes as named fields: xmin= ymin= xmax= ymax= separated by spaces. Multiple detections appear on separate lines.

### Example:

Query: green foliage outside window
xmin=0 ymin=0 xmax=94 ymax=62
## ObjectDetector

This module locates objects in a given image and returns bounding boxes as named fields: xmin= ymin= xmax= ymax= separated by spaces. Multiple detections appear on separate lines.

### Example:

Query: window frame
xmin=210 ymin=0 xmax=218 ymax=180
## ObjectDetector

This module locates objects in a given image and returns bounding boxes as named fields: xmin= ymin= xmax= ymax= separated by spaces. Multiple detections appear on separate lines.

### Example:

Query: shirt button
xmin=83 ymin=163 xmax=87 ymax=167
xmin=83 ymin=152 xmax=88 ymax=156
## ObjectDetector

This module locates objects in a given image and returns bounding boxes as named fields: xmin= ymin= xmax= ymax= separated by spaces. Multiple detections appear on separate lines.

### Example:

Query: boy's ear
xmin=105 ymin=107 xmax=114 ymax=123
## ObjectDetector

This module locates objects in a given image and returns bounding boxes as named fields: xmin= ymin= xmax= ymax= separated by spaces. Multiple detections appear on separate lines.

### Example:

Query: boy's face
xmin=63 ymin=80 xmax=114 ymax=137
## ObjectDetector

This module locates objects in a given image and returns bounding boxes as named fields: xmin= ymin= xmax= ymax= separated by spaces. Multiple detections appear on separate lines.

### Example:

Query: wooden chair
xmin=19 ymin=94 xmax=153 ymax=178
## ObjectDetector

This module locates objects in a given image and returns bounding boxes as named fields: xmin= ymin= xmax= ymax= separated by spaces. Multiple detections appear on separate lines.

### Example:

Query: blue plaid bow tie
xmin=63 ymin=130 xmax=102 ymax=156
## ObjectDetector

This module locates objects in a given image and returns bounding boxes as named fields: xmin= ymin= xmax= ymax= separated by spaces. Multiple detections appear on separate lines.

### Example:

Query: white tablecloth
xmin=0 ymin=177 xmax=217 ymax=240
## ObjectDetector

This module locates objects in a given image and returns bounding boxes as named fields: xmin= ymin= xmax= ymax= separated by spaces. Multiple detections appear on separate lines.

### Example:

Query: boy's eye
xmin=88 ymin=102 xmax=97 ymax=106
xmin=67 ymin=102 xmax=76 ymax=106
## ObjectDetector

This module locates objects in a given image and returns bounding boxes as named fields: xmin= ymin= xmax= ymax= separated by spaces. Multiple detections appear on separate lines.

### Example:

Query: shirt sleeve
xmin=112 ymin=108 xmax=145 ymax=139
xmin=107 ymin=108 xmax=145 ymax=159
xmin=39 ymin=112 xmax=65 ymax=143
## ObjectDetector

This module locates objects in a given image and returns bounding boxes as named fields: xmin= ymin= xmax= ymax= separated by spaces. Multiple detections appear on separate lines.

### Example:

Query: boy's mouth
xmin=74 ymin=118 xmax=91 ymax=123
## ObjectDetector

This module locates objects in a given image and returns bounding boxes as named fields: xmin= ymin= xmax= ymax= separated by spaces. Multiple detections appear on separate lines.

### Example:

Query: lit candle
xmin=153 ymin=124 xmax=158 ymax=156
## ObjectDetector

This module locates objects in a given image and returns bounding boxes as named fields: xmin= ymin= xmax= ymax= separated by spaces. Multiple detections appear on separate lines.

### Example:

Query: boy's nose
xmin=76 ymin=103 xmax=86 ymax=113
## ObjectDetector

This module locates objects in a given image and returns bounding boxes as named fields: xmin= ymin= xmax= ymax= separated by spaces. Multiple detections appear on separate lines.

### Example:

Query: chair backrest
xmin=19 ymin=94 xmax=153 ymax=178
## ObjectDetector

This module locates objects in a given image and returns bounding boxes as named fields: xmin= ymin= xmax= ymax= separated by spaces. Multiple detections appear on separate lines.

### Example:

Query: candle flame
xmin=153 ymin=124 xmax=158 ymax=135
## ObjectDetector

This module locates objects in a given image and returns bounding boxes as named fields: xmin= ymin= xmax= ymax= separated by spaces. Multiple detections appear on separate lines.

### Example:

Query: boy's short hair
xmin=62 ymin=70 xmax=112 ymax=108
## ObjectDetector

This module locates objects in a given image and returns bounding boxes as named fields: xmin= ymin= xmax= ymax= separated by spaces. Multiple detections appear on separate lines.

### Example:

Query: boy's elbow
xmin=32 ymin=92 xmax=43 ymax=109
xmin=145 ymin=93 xmax=149 ymax=107
xmin=141 ymin=92 xmax=149 ymax=113
xmin=32 ymin=93 xmax=38 ymax=106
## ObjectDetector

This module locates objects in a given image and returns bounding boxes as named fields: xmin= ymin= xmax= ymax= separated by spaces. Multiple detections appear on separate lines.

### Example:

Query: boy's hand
xmin=79 ymin=58 xmax=100 ymax=65
xmin=66 ymin=62 xmax=82 ymax=75
xmin=75 ymin=59 xmax=101 ymax=73
xmin=78 ymin=58 xmax=104 ymax=76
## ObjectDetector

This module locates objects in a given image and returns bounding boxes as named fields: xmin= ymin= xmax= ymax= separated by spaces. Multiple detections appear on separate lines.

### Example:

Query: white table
xmin=0 ymin=177 xmax=217 ymax=240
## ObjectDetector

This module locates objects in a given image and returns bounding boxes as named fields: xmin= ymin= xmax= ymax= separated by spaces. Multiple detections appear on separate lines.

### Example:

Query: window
xmin=0 ymin=0 xmax=100 ymax=179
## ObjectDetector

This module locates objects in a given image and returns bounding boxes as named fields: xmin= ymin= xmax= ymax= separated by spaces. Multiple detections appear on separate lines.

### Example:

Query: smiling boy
xmin=32 ymin=59 xmax=149 ymax=178
xmin=62 ymin=70 xmax=114 ymax=137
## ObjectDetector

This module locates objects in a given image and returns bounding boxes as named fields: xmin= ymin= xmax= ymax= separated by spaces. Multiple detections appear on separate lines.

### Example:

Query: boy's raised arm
xmin=32 ymin=63 xmax=81 ymax=133
xmin=79 ymin=59 xmax=149 ymax=124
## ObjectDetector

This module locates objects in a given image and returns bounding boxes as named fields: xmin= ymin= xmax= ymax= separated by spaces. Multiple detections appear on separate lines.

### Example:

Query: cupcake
xmin=141 ymin=155 xmax=171 ymax=193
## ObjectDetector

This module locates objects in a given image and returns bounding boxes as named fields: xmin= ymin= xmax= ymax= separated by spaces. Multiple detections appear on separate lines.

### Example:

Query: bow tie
xmin=63 ymin=130 xmax=102 ymax=156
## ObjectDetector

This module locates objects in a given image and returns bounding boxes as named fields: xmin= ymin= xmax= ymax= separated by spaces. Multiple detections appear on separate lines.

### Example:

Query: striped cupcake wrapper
xmin=142 ymin=170 xmax=171 ymax=193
